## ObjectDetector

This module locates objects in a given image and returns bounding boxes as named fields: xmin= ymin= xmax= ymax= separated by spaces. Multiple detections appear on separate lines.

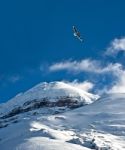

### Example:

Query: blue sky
xmin=0 ymin=0 xmax=125 ymax=103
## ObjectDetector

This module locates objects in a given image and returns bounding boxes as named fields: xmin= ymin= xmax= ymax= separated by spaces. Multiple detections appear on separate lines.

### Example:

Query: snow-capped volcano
xmin=1 ymin=81 xmax=125 ymax=149
xmin=0 ymin=81 xmax=99 ymax=119
xmin=0 ymin=91 xmax=125 ymax=149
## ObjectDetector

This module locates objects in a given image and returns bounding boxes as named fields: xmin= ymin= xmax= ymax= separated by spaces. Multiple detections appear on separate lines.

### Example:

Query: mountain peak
xmin=0 ymin=81 xmax=99 ymax=117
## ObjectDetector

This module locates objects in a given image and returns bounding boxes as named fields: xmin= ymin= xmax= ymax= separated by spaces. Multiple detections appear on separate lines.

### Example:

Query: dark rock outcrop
xmin=0 ymin=96 xmax=84 ymax=119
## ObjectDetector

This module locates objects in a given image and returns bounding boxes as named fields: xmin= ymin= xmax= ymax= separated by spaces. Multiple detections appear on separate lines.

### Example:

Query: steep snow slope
xmin=0 ymin=93 xmax=125 ymax=150
xmin=0 ymin=81 xmax=99 ymax=116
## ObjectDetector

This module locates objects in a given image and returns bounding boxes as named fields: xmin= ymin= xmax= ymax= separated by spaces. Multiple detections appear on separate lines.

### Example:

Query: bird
xmin=73 ymin=26 xmax=83 ymax=42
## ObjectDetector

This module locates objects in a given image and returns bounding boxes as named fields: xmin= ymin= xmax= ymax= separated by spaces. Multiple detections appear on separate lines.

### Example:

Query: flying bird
xmin=73 ymin=26 xmax=83 ymax=42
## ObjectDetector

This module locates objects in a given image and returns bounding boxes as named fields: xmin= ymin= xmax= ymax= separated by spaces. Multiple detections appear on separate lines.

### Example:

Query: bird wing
xmin=73 ymin=26 xmax=78 ymax=34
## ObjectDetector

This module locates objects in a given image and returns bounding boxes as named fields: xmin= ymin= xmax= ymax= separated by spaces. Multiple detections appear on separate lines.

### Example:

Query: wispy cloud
xmin=49 ymin=59 xmax=122 ymax=74
xmin=0 ymin=74 xmax=21 ymax=88
xmin=66 ymin=80 xmax=94 ymax=92
xmin=48 ymin=58 xmax=125 ymax=94
xmin=8 ymin=75 xmax=21 ymax=83
xmin=108 ymin=67 xmax=125 ymax=93
xmin=106 ymin=37 xmax=125 ymax=55
xmin=96 ymin=64 xmax=125 ymax=94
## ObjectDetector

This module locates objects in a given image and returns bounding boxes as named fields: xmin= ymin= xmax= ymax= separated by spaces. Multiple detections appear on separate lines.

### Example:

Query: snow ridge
xmin=0 ymin=81 xmax=99 ymax=115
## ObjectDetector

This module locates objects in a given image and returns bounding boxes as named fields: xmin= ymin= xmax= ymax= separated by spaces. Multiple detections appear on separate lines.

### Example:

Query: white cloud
xmin=108 ymin=69 xmax=125 ymax=93
xmin=49 ymin=58 xmax=125 ymax=94
xmin=106 ymin=37 xmax=125 ymax=55
xmin=67 ymin=80 xmax=94 ymax=92
xmin=96 ymin=62 xmax=125 ymax=94
xmin=49 ymin=59 xmax=122 ymax=74
xmin=97 ymin=63 xmax=125 ymax=94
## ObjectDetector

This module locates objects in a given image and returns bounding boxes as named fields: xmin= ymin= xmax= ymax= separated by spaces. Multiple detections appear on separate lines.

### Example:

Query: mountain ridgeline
xmin=0 ymin=81 xmax=99 ymax=120
xmin=0 ymin=82 xmax=125 ymax=149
